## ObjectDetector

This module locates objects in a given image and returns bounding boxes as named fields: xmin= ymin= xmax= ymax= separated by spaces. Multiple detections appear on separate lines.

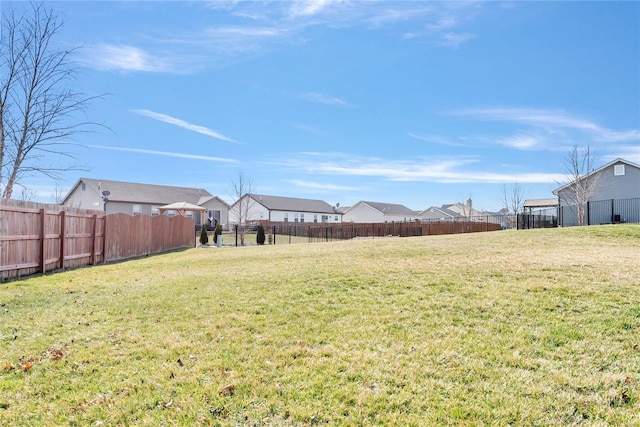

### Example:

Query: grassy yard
xmin=1 ymin=225 xmax=639 ymax=426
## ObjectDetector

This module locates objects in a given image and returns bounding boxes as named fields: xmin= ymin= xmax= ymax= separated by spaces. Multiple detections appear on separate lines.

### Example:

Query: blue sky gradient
xmin=13 ymin=1 xmax=640 ymax=211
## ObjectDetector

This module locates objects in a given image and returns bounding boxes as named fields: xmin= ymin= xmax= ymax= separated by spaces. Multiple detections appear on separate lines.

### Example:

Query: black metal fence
xmin=559 ymin=197 xmax=640 ymax=227
xmin=223 ymin=219 xmax=504 ymax=246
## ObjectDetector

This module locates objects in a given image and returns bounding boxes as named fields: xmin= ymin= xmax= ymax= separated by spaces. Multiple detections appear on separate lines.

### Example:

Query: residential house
xmin=62 ymin=178 xmax=230 ymax=228
xmin=342 ymin=201 xmax=420 ymax=223
xmin=440 ymin=199 xmax=485 ymax=218
xmin=419 ymin=206 xmax=464 ymax=221
xmin=229 ymin=194 xmax=342 ymax=224
xmin=553 ymin=158 xmax=640 ymax=225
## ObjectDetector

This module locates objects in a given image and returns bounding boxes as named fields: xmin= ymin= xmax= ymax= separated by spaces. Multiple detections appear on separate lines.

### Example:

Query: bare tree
xmin=1 ymin=2 xmax=100 ymax=200
xmin=230 ymin=172 xmax=256 ymax=245
xmin=501 ymin=182 xmax=525 ymax=228
xmin=560 ymin=145 xmax=599 ymax=226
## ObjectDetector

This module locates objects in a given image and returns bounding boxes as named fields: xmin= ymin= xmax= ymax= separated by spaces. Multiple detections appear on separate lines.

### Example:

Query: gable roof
xmin=63 ymin=178 xmax=213 ymax=205
xmin=354 ymin=201 xmax=419 ymax=216
xmin=553 ymin=158 xmax=640 ymax=194
xmin=248 ymin=194 xmax=338 ymax=214
xmin=420 ymin=206 xmax=463 ymax=218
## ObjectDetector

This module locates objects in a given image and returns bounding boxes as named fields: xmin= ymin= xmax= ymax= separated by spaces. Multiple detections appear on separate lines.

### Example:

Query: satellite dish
xmin=102 ymin=190 xmax=110 ymax=197
xmin=336 ymin=202 xmax=340 ymax=208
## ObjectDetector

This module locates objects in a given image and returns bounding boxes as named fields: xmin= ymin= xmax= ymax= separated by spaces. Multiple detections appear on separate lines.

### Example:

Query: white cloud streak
xmin=301 ymin=92 xmax=347 ymax=106
xmin=132 ymin=109 xmax=243 ymax=144
xmin=283 ymin=153 xmax=564 ymax=184
xmin=82 ymin=44 xmax=174 ymax=73
xmin=82 ymin=2 xmax=482 ymax=74
xmin=407 ymin=133 xmax=467 ymax=147
xmin=285 ymin=179 xmax=360 ymax=191
xmin=453 ymin=107 xmax=640 ymax=144
xmin=89 ymin=145 xmax=238 ymax=163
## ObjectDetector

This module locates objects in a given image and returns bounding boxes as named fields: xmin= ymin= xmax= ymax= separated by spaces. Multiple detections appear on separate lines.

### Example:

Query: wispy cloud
xmin=288 ymin=0 xmax=345 ymax=18
xmin=301 ymin=92 xmax=347 ymax=106
xmin=89 ymin=145 xmax=238 ymax=163
xmin=293 ymin=123 xmax=326 ymax=135
xmin=285 ymin=179 xmax=361 ymax=192
xmin=407 ymin=133 xmax=467 ymax=147
xmin=81 ymin=44 xmax=175 ymax=73
xmin=454 ymin=107 xmax=640 ymax=143
xmin=132 ymin=109 xmax=243 ymax=144
xmin=283 ymin=152 xmax=564 ymax=184
xmin=82 ymin=2 xmax=485 ymax=74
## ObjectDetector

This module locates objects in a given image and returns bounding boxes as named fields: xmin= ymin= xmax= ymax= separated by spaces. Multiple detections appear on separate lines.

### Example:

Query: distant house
xmin=342 ymin=201 xmax=420 ymax=223
xmin=553 ymin=158 xmax=640 ymax=225
xmin=62 ymin=178 xmax=229 ymax=228
xmin=229 ymin=194 xmax=342 ymax=224
xmin=441 ymin=199 xmax=486 ymax=218
xmin=419 ymin=206 xmax=464 ymax=221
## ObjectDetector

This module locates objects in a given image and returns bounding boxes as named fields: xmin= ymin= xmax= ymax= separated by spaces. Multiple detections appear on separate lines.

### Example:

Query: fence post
xmin=587 ymin=201 xmax=591 ymax=226
xmin=272 ymin=225 xmax=276 ymax=245
xmin=235 ymin=224 xmax=238 ymax=247
xmin=91 ymin=214 xmax=98 ymax=265
xmin=611 ymin=199 xmax=615 ymax=224
xmin=40 ymin=209 xmax=46 ymax=274
xmin=59 ymin=210 xmax=66 ymax=270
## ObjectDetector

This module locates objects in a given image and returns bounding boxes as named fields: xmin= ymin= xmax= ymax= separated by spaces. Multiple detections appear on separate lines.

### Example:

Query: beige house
xmin=342 ymin=201 xmax=421 ymax=223
xmin=62 ymin=178 xmax=229 ymax=229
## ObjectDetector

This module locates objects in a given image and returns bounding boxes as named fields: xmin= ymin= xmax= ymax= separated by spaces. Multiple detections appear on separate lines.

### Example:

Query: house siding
xmin=343 ymin=203 xmax=383 ymax=223
xmin=557 ymin=162 xmax=640 ymax=205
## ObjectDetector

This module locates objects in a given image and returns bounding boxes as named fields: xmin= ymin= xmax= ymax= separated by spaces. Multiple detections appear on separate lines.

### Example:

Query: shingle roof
xmin=360 ymin=201 xmax=419 ymax=216
xmin=249 ymin=194 xmax=337 ymax=214
xmin=71 ymin=178 xmax=212 ymax=205
xmin=421 ymin=206 xmax=462 ymax=218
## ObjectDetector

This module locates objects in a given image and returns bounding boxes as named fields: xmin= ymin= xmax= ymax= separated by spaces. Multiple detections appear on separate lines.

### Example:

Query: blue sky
xmin=15 ymin=0 xmax=640 ymax=211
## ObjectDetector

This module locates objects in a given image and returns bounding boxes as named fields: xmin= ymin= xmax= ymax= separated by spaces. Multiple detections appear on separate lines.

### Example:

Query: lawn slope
xmin=1 ymin=225 xmax=639 ymax=426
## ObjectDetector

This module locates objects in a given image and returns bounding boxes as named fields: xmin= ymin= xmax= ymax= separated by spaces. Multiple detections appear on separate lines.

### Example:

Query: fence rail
xmin=1 ymin=200 xmax=194 ymax=281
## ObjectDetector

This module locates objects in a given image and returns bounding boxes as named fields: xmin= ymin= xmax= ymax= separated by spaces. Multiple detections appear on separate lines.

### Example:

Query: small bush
xmin=213 ymin=223 xmax=222 ymax=245
xmin=199 ymin=224 xmax=209 ymax=245
xmin=256 ymin=224 xmax=266 ymax=245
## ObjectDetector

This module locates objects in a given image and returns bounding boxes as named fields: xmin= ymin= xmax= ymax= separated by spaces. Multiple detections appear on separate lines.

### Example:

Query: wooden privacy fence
xmin=0 ymin=201 xmax=195 ymax=281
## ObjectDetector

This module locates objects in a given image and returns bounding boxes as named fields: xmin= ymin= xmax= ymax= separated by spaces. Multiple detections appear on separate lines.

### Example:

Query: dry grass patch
xmin=1 ymin=225 xmax=639 ymax=425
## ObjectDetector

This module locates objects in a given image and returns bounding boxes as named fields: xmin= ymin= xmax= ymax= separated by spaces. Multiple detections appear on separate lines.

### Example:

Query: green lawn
xmin=1 ymin=225 xmax=639 ymax=426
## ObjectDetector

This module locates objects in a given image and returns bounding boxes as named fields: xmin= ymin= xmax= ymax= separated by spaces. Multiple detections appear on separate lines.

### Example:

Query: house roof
xmin=420 ymin=206 xmax=463 ymax=218
xmin=355 ymin=201 xmax=419 ymax=216
xmin=248 ymin=194 xmax=338 ymax=214
xmin=64 ymin=178 xmax=213 ymax=205
xmin=553 ymin=158 xmax=640 ymax=194
xmin=523 ymin=198 xmax=558 ymax=208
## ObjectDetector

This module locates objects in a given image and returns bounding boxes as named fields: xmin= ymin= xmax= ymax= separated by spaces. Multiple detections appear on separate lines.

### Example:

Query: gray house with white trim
xmin=553 ymin=158 xmax=640 ymax=225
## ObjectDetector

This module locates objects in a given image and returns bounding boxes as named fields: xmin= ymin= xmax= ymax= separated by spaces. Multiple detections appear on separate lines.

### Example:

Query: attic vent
xmin=614 ymin=164 xmax=625 ymax=176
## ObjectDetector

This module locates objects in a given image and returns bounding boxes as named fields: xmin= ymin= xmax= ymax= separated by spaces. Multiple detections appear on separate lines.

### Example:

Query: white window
xmin=151 ymin=206 xmax=160 ymax=216
xmin=300 ymin=213 xmax=305 ymax=222
xmin=314 ymin=214 xmax=318 ymax=223
xmin=294 ymin=213 xmax=299 ymax=222
xmin=132 ymin=204 xmax=142 ymax=216
xmin=614 ymin=164 xmax=625 ymax=176
xmin=284 ymin=213 xmax=288 ymax=222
